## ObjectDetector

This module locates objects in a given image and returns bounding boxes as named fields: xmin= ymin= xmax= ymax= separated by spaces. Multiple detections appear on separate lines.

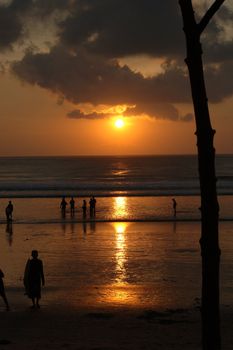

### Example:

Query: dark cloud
xmin=59 ymin=0 xmax=232 ymax=63
xmin=3 ymin=0 xmax=232 ymax=122
xmin=0 ymin=5 xmax=22 ymax=49
xmin=9 ymin=0 xmax=70 ymax=15
xmin=11 ymin=46 xmax=191 ymax=117
xmin=12 ymin=41 xmax=233 ymax=120
xmin=67 ymin=104 xmax=194 ymax=122
xmin=60 ymin=0 xmax=184 ymax=59
xmin=205 ymin=60 xmax=233 ymax=102
xmin=67 ymin=109 xmax=109 ymax=119
xmin=124 ymin=104 xmax=194 ymax=122
xmin=0 ymin=0 xmax=70 ymax=49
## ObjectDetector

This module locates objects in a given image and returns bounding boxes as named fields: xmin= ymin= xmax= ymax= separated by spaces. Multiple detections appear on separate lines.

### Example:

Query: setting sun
xmin=115 ymin=118 xmax=125 ymax=128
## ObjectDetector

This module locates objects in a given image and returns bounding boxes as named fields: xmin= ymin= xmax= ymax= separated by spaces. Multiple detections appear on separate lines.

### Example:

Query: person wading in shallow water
xmin=24 ymin=250 xmax=45 ymax=309
xmin=0 ymin=269 xmax=10 ymax=311
xmin=60 ymin=197 xmax=67 ymax=217
xmin=70 ymin=197 xmax=75 ymax=216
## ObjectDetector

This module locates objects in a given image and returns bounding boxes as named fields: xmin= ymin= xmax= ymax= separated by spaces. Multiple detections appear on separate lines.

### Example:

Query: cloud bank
xmin=0 ymin=0 xmax=232 ymax=120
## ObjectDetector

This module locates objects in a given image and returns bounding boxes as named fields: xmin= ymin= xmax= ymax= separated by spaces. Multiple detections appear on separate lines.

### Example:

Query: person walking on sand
xmin=0 ymin=269 xmax=10 ymax=311
xmin=70 ymin=197 xmax=75 ymax=216
xmin=24 ymin=250 xmax=45 ymax=309
xmin=172 ymin=198 xmax=177 ymax=217
xmin=60 ymin=197 xmax=67 ymax=217
xmin=5 ymin=201 xmax=13 ymax=222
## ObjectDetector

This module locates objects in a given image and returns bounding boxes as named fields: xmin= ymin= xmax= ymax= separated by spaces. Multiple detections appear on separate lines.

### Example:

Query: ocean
xmin=0 ymin=154 xmax=232 ymax=197
xmin=0 ymin=155 xmax=232 ymax=222
xmin=0 ymin=155 xmax=233 ymax=311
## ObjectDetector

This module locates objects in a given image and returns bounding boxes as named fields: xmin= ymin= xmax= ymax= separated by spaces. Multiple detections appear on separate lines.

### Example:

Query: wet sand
xmin=1 ymin=302 xmax=233 ymax=349
xmin=1 ymin=221 xmax=233 ymax=349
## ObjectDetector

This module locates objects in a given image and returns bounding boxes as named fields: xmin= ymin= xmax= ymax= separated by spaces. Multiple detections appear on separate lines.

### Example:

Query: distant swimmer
xmin=5 ymin=201 xmax=13 ymax=222
xmin=172 ymin=198 xmax=177 ymax=217
xmin=60 ymin=197 xmax=67 ymax=217
xmin=70 ymin=197 xmax=75 ymax=216
xmin=0 ymin=269 xmax=10 ymax=311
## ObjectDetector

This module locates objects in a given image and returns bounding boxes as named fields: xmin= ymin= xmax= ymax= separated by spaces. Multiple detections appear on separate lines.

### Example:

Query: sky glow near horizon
xmin=0 ymin=0 xmax=232 ymax=156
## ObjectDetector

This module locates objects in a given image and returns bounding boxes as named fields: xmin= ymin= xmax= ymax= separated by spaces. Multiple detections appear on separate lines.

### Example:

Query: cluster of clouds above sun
xmin=0 ymin=0 xmax=232 ymax=121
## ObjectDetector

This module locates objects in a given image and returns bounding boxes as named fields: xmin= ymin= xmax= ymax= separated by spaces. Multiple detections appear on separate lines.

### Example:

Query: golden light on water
xmin=102 ymin=222 xmax=142 ymax=306
xmin=115 ymin=223 xmax=127 ymax=234
xmin=113 ymin=222 xmax=128 ymax=285
xmin=113 ymin=196 xmax=128 ymax=218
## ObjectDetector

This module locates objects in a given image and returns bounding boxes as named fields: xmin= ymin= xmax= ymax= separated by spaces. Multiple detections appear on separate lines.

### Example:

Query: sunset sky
xmin=0 ymin=0 xmax=232 ymax=156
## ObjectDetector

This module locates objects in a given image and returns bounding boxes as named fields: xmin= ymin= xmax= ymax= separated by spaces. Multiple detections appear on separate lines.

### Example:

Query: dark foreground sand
xmin=0 ymin=303 xmax=232 ymax=350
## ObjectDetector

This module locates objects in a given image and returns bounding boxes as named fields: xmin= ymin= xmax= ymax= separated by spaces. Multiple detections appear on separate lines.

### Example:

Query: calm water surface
xmin=1 ymin=221 xmax=232 ymax=310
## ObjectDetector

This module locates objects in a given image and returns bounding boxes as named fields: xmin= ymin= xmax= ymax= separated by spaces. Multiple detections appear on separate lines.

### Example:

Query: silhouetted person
xmin=70 ymin=197 xmax=75 ymax=216
xmin=92 ymin=196 xmax=96 ymax=215
xmin=60 ymin=197 xmax=67 ymax=217
xmin=82 ymin=200 xmax=87 ymax=218
xmin=0 ymin=269 xmax=10 ymax=311
xmin=89 ymin=196 xmax=96 ymax=217
xmin=24 ymin=250 xmax=45 ymax=309
xmin=172 ymin=198 xmax=177 ymax=217
xmin=5 ymin=201 xmax=13 ymax=222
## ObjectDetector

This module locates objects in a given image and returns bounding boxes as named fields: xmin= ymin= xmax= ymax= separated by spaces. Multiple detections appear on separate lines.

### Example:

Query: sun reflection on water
xmin=113 ymin=196 xmax=128 ymax=219
xmin=101 ymin=222 xmax=145 ymax=307
xmin=113 ymin=222 xmax=128 ymax=285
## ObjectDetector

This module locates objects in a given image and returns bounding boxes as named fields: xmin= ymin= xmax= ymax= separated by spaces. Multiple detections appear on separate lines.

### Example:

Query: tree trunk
xmin=179 ymin=1 xmax=221 ymax=349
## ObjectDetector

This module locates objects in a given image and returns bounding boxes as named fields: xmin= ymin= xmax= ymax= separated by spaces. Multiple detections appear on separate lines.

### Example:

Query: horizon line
xmin=0 ymin=153 xmax=232 ymax=158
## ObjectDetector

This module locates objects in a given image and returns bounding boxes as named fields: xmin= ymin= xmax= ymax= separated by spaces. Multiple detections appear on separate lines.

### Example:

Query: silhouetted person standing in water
xmin=92 ymin=196 xmax=96 ymax=216
xmin=24 ymin=250 xmax=45 ymax=309
xmin=172 ymin=198 xmax=177 ymax=217
xmin=82 ymin=200 xmax=87 ymax=218
xmin=0 ymin=269 xmax=10 ymax=311
xmin=5 ymin=201 xmax=13 ymax=222
xmin=89 ymin=196 xmax=96 ymax=217
xmin=60 ymin=197 xmax=67 ymax=217
xmin=70 ymin=197 xmax=75 ymax=216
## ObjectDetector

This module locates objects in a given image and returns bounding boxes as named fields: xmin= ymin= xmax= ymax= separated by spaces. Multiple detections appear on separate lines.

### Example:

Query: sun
xmin=115 ymin=118 xmax=125 ymax=128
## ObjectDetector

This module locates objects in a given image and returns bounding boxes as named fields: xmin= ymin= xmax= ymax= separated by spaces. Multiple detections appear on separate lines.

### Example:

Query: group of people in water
xmin=60 ymin=196 xmax=97 ymax=218
xmin=0 ymin=250 xmax=44 ymax=311
xmin=2 ymin=196 xmax=97 ymax=223
xmin=3 ymin=197 xmax=177 ymax=224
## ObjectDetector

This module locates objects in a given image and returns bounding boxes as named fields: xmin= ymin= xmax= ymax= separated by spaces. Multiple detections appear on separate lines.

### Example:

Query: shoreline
xmin=0 ymin=217 xmax=233 ymax=225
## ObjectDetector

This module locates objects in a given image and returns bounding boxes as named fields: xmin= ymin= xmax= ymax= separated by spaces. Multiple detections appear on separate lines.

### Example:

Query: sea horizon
xmin=0 ymin=153 xmax=232 ymax=158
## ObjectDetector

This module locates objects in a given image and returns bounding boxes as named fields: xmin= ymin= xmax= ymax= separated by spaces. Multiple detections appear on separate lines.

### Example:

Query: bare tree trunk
xmin=179 ymin=1 xmax=224 ymax=349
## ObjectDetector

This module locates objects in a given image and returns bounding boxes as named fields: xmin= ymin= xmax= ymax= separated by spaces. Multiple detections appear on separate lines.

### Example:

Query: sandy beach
xmin=1 ymin=219 xmax=233 ymax=349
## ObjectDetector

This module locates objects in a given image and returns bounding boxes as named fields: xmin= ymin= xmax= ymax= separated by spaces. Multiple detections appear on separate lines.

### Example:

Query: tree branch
xmin=198 ymin=0 xmax=226 ymax=34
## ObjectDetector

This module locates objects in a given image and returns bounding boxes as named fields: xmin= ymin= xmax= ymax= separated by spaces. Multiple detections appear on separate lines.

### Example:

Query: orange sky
xmin=0 ymin=1 xmax=232 ymax=156
xmin=0 ymin=73 xmax=232 ymax=156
